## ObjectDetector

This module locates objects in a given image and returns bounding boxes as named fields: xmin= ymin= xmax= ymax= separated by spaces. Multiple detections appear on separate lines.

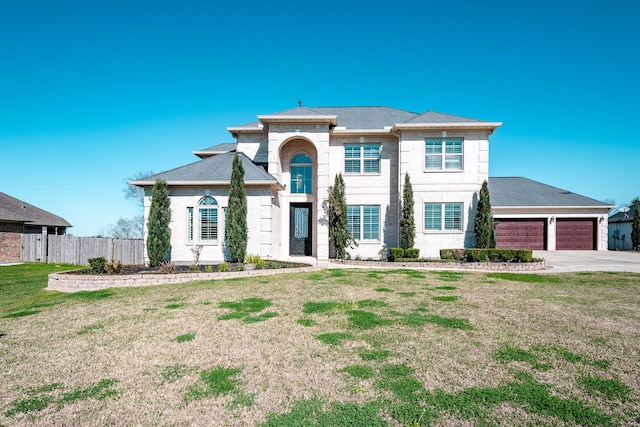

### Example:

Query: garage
xmin=495 ymin=219 xmax=546 ymax=250
xmin=556 ymin=219 xmax=595 ymax=250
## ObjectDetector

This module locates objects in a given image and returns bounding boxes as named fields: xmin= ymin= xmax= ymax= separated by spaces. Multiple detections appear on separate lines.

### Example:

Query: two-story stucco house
xmin=131 ymin=106 xmax=611 ymax=266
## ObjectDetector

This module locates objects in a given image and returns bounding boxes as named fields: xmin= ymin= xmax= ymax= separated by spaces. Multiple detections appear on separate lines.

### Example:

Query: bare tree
xmin=107 ymin=216 xmax=143 ymax=239
xmin=123 ymin=170 xmax=155 ymax=209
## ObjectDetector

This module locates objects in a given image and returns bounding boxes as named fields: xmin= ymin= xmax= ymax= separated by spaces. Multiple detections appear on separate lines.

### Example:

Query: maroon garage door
xmin=495 ymin=219 xmax=546 ymax=250
xmin=556 ymin=219 xmax=596 ymax=250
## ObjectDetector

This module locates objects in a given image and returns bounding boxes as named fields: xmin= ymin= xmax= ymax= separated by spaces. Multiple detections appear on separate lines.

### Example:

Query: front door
xmin=290 ymin=203 xmax=312 ymax=256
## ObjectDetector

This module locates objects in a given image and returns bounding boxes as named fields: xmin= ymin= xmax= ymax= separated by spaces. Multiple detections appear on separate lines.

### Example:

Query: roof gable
xmin=0 ymin=192 xmax=72 ymax=227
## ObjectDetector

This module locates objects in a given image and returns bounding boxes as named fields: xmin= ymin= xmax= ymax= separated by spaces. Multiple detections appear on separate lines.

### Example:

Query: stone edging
xmin=47 ymin=266 xmax=322 ymax=293
xmin=330 ymin=259 xmax=547 ymax=271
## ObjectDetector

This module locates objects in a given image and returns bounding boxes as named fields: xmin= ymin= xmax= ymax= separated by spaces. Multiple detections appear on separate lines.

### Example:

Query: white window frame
xmin=424 ymin=202 xmax=463 ymax=232
xmin=344 ymin=143 xmax=381 ymax=174
xmin=347 ymin=205 xmax=381 ymax=241
xmin=425 ymin=138 xmax=463 ymax=171
xmin=187 ymin=196 xmax=220 ymax=244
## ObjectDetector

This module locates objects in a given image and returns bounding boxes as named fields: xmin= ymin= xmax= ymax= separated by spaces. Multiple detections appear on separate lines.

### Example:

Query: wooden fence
xmin=21 ymin=234 xmax=145 ymax=266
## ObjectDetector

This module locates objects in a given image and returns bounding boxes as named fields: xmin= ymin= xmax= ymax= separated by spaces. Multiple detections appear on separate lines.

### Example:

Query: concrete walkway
xmin=533 ymin=250 xmax=640 ymax=273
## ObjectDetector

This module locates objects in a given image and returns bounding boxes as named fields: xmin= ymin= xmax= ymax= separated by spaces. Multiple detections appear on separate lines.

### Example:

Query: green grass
xmin=375 ymin=287 xmax=393 ymax=292
xmin=1 ymin=265 xmax=638 ymax=426
xmin=0 ymin=263 xmax=84 ymax=317
xmin=432 ymin=295 xmax=458 ymax=302
xmin=218 ymin=297 xmax=276 ymax=323
xmin=579 ymin=375 xmax=631 ymax=401
xmin=165 ymin=303 xmax=185 ymax=309
xmin=348 ymin=310 xmax=391 ymax=330
xmin=339 ymin=365 xmax=376 ymax=379
xmin=176 ymin=333 xmax=195 ymax=343
xmin=66 ymin=289 xmax=115 ymax=300
xmin=184 ymin=367 xmax=243 ymax=402
xmin=316 ymin=332 xmax=354 ymax=345
xmin=485 ymin=272 xmax=561 ymax=284
xmin=359 ymin=350 xmax=391 ymax=361
xmin=297 ymin=318 xmax=316 ymax=327
xmin=261 ymin=399 xmax=388 ymax=427
xmin=5 ymin=379 xmax=118 ymax=417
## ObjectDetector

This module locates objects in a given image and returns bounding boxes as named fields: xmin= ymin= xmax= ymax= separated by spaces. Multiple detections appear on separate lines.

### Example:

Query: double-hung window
xmin=425 ymin=138 xmax=463 ymax=171
xmin=344 ymin=144 xmax=380 ymax=174
xmin=424 ymin=203 xmax=463 ymax=231
xmin=347 ymin=205 xmax=380 ymax=241
xmin=187 ymin=196 xmax=219 ymax=243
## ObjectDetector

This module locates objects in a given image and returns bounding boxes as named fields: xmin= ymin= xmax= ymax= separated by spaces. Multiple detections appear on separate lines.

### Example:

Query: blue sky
xmin=1 ymin=0 xmax=638 ymax=236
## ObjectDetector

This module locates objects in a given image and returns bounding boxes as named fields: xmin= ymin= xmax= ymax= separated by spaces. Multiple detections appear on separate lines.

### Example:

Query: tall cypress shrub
xmin=632 ymin=203 xmax=640 ymax=251
xmin=328 ymin=173 xmax=356 ymax=259
xmin=225 ymin=153 xmax=247 ymax=262
xmin=146 ymin=179 xmax=171 ymax=266
xmin=400 ymin=174 xmax=415 ymax=249
xmin=474 ymin=180 xmax=496 ymax=248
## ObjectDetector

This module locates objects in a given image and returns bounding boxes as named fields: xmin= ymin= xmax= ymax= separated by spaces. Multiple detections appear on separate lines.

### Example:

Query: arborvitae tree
xmin=400 ymin=173 xmax=415 ymax=249
xmin=632 ymin=203 xmax=640 ymax=251
xmin=328 ymin=173 xmax=356 ymax=259
xmin=146 ymin=179 xmax=171 ymax=266
xmin=225 ymin=153 xmax=248 ymax=262
xmin=474 ymin=180 xmax=496 ymax=248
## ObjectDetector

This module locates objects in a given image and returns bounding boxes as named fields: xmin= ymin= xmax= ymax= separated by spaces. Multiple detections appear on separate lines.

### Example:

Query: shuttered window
xmin=425 ymin=203 xmax=463 ymax=231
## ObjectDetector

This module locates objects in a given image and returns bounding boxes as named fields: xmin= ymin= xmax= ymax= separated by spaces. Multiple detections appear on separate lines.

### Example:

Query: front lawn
xmin=0 ymin=264 xmax=638 ymax=425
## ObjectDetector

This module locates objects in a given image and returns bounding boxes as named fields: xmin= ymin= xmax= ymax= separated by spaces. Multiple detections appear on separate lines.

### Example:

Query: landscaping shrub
xmin=440 ymin=248 xmax=533 ymax=262
xmin=390 ymin=248 xmax=405 ymax=261
xmin=404 ymin=248 xmax=420 ymax=258
xmin=105 ymin=259 xmax=123 ymax=274
xmin=440 ymin=249 xmax=465 ymax=261
xmin=88 ymin=257 xmax=107 ymax=274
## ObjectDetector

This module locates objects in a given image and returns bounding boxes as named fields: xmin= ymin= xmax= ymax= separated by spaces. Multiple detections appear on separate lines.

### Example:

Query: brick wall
xmin=0 ymin=222 xmax=22 ymax=262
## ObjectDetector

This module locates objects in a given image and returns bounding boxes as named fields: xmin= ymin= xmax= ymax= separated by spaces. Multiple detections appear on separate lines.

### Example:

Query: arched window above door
xmin=290 ymin=154 xmax=312 ymax=194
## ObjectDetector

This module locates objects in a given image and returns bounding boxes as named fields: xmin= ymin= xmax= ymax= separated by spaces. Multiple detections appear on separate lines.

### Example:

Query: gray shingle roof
xmin=233 ymin=106 xmax=493 ymax=130
xmin=488 ymin=177 xmax=612 ymax=208
xmin=609 ymin=202 xmax=638 ymax=223
xmin=139 ymin=152 xmax=276 ymax=184
xmin=192 ymin=143 xmax=237 ymax=159
xmin=0 ymin=192 xmax=72 ymax=227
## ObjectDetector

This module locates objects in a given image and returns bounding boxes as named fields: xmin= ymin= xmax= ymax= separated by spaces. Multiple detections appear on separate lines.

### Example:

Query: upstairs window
xmin=290 ymin=154 xmax=312 ymax=194
xmin=344 ymin=144 xmax=380 ymax=174
xmin=425 ymin=138 xmax=463 ymax=171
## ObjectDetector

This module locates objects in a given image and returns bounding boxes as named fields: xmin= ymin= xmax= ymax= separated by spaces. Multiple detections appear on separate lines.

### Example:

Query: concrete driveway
xmin=533 ymin=250 xmax=640 ymax=273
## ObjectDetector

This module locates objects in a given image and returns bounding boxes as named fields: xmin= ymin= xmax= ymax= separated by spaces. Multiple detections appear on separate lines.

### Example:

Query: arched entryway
xmin=279 ymin=139 xmax=317 ymax=257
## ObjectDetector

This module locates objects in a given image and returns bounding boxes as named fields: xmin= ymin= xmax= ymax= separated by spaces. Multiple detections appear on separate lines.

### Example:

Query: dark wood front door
xmin=290 ymin=203 xmax=312 ymax=256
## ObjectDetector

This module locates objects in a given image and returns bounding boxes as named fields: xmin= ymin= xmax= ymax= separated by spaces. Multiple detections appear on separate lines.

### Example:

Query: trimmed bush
xmin=88 ymin=257 xmax=107 ymax=274
xmin=390 ymin=247 xmax=405 ymax=261
xmin=404 ymin=248 xmax=420 ymax=259
xmin=440 ymin=248 xmax=533 ymax=263
xmin=440 ymin=249 xmax=465 ymax=261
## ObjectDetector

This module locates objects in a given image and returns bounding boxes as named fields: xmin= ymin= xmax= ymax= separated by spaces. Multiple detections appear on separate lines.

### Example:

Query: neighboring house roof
xmin=488 ymin=177 xmax=613 ymax=208
xmin=192 ymin=143 xmax=237 ymax=159
xmin=229 ymin=106 xmax=500 ymax=132
xmin=609 ymin=202 xmax=639 ymax=223
xmin=130 ymin=152 xmax=278 ymax=186
xmin=0 ymin=192 xmax=72 ymax=227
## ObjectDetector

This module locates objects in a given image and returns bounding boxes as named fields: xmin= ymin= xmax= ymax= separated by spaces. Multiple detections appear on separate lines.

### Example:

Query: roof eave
xmin=493 ymin=205 xmax=614 ymax=210
xmin=330 ymin=128 xmax=394 ymax=136
xmin=393 ymin=122 xmax=503 ymax=132
xmin=129 ymin=180 xmax=278 ymax=187
xmin=257 ymin=115 xmax=338 ymax=126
